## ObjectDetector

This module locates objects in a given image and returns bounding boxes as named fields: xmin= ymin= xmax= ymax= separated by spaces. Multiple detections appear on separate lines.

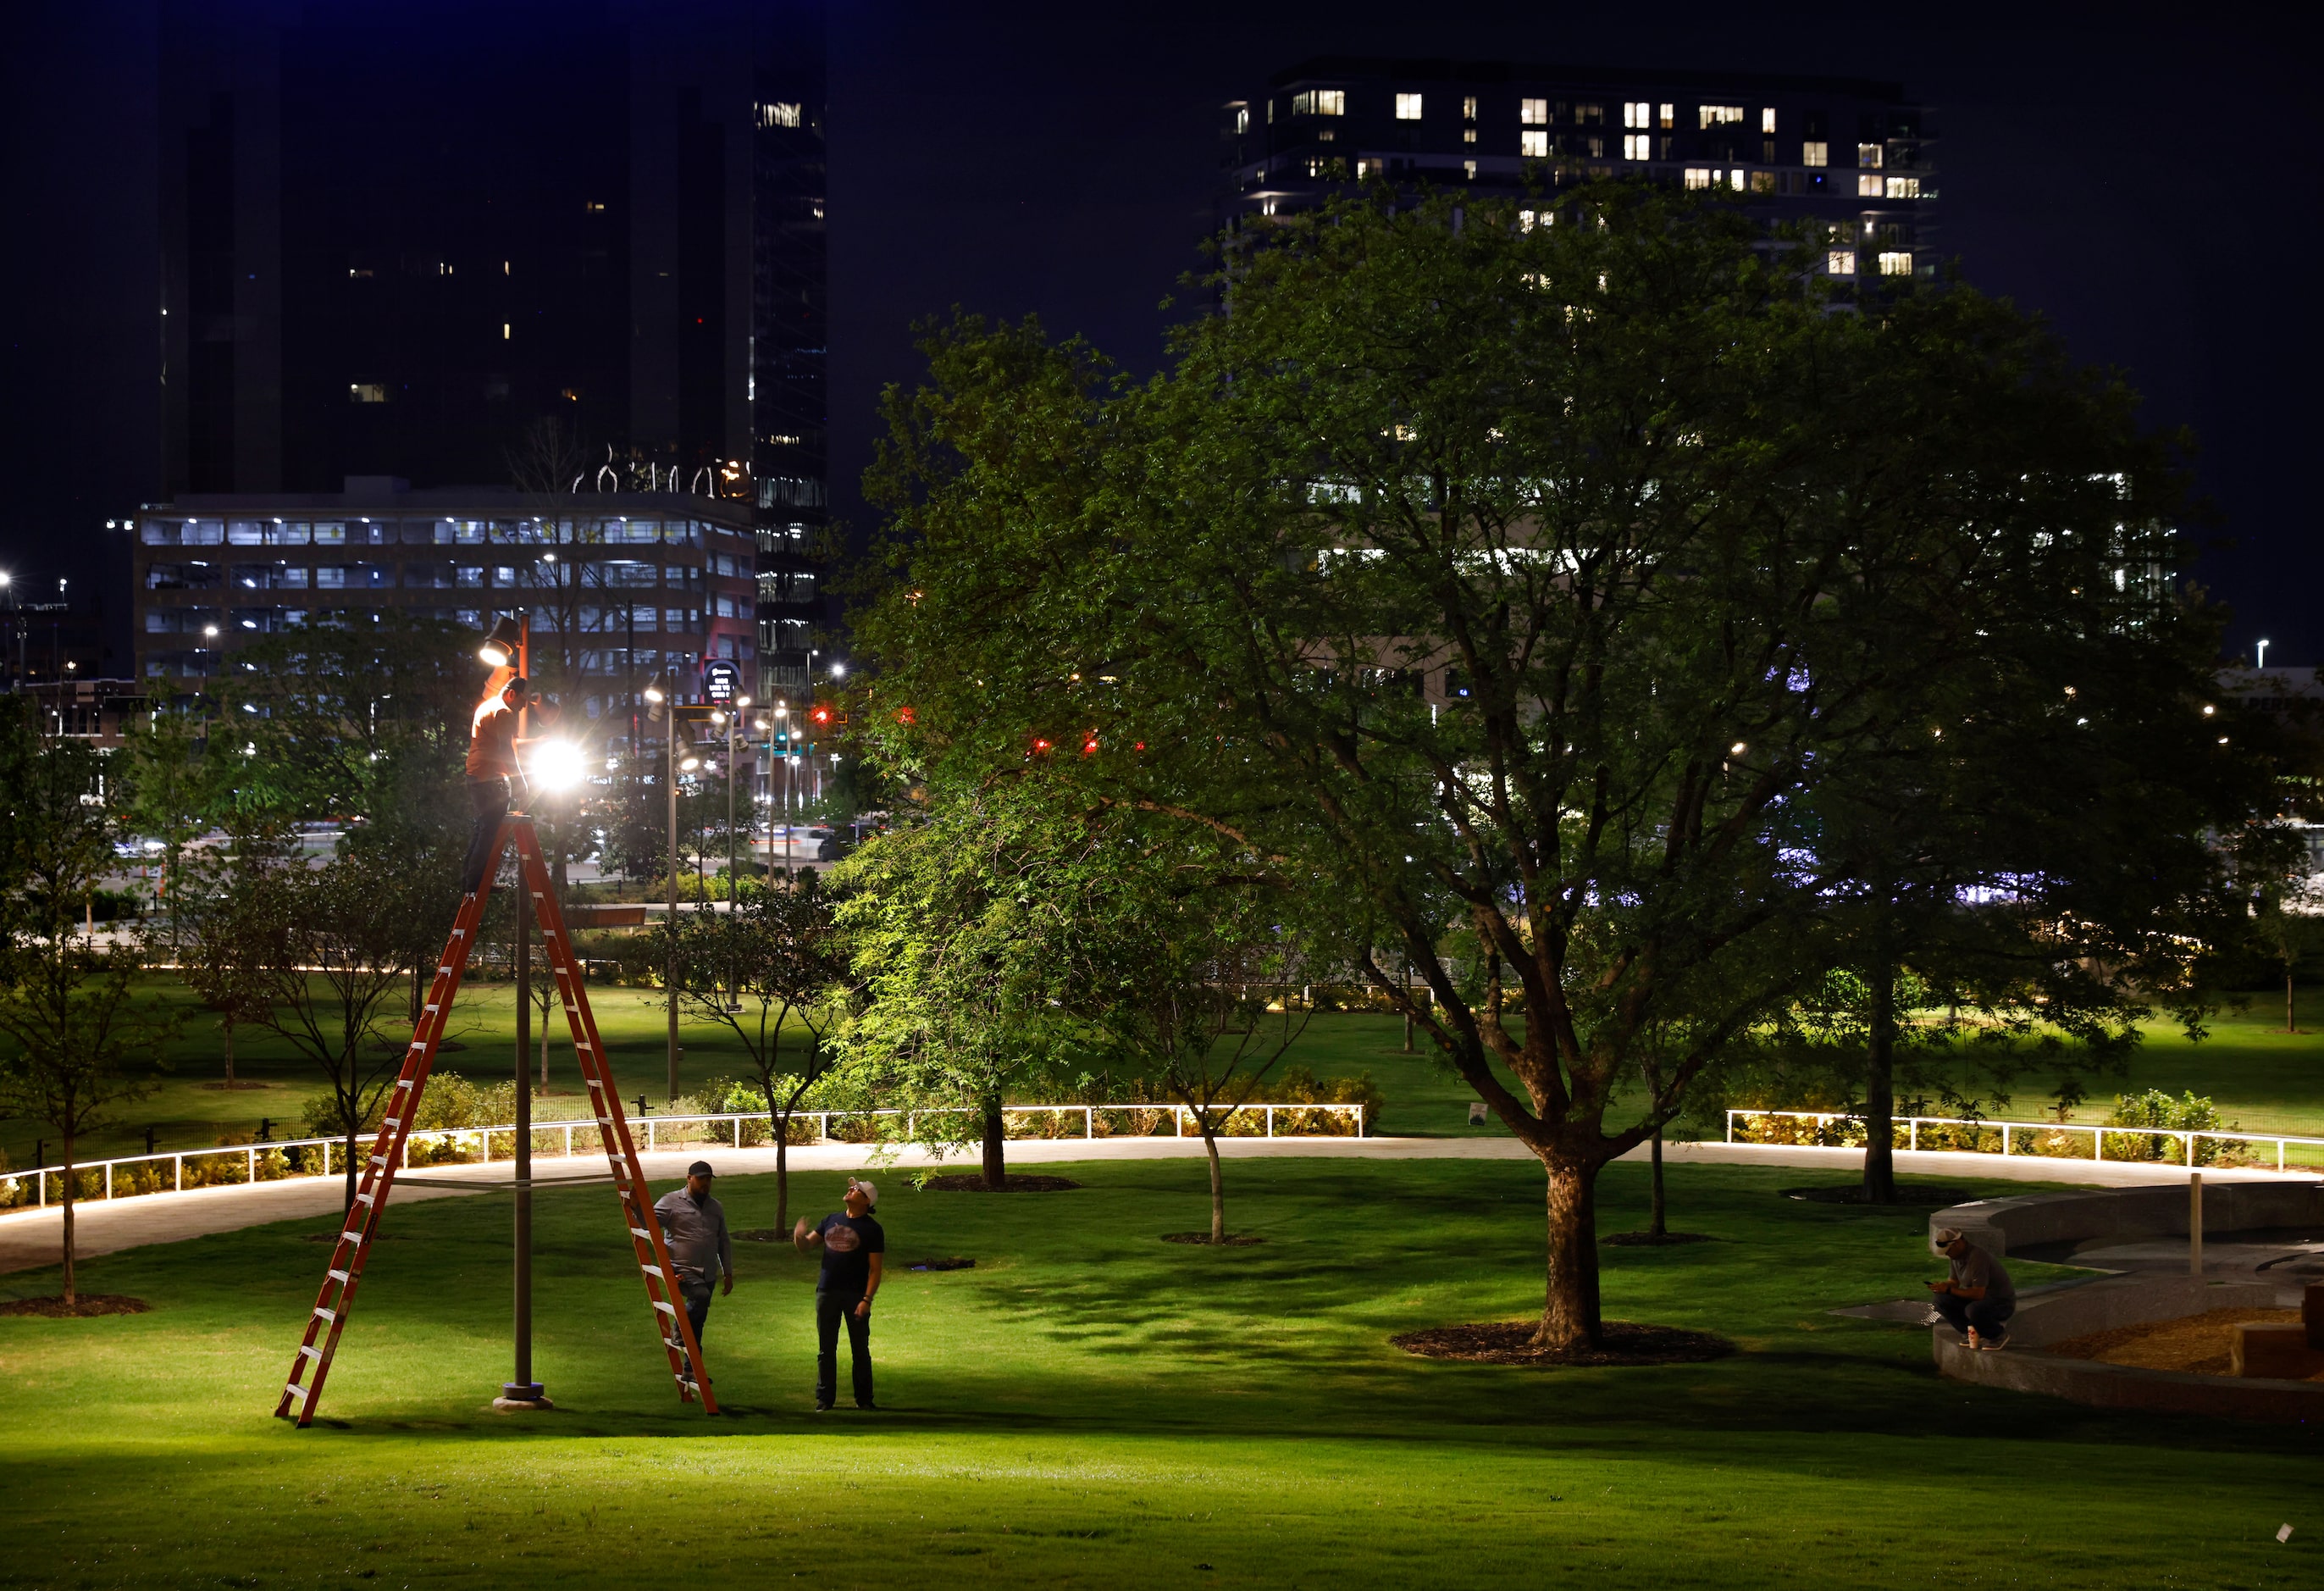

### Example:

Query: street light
xmin=479 ymin=614 xmax=522 ymax=667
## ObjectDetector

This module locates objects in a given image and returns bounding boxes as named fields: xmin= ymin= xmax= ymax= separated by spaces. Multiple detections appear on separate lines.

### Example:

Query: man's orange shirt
xmin=466 ymin=667 xmax=520 ymax=780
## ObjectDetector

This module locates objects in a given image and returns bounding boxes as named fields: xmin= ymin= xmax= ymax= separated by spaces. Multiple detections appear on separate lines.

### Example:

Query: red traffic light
xmin=811 ymin=704 xmax=832 ymax=725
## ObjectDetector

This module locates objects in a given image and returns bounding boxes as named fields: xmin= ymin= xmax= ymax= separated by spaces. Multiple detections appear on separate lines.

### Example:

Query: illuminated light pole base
xmin=493 ymin=1383 xmax=554 ymax=1411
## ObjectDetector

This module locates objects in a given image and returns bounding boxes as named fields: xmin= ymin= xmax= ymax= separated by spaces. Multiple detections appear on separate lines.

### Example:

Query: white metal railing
xmin=0 ymin=1100 xmax=1367 ymax=1214
xmin=1726 ymin=1109 xmax=2324 ymax=1174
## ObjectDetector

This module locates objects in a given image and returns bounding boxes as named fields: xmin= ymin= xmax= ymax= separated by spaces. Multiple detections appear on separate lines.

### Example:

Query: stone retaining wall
xmin=1929 ymin=1179 xmax=2324 ymax=1257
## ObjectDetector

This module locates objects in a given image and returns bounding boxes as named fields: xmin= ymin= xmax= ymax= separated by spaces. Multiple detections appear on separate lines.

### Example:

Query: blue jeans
xmin=816 ymin=1288 xmax=872 ymax=1406
xmin=1934 ymin=1292 xmax=2014 ymax=1340
xmin=680 ymin=1278 xmax=714 ymax=1345
xmin=462 ymin=779 xmax=509 ymax=893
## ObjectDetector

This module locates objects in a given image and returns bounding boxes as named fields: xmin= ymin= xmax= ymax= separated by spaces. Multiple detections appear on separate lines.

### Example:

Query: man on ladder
xmin=463 ymin=662 xmax=559 ymax=895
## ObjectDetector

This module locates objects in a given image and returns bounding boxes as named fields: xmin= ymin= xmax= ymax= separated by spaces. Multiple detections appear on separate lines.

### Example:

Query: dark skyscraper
xmin=156 ymin=0 xmax=826 ymax=698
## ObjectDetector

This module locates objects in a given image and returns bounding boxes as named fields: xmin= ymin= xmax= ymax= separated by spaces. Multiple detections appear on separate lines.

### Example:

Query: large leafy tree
xmin=855 ymin=185 xmax=2238 ymax=1350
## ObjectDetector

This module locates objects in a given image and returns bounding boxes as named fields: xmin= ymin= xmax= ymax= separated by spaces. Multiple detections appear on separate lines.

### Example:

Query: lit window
xmin=1623 ymin=134 xmax=1651 ymax=161
xmin=1395 ymin=92 xmax=1423 ymax=120
xmin=1464 ymin=128 xmax=1476 ymax=143
xmin=1879 ymin=251 xmax=1913 ymax=275
xmin=1521 ymin=130 xmax=1549 ymax=158
xmin=1576 ymin=103 xmax=1603 ymax=125
xmin=1884 ymin=175 xmax=1923 ymax=198
xmin=1235 ymin=106 xmax=1249 ymax=135
xmin=1685 ymin=167 xmax=1713 ymax=190
xmin=584 ymin=201 xmax=606 ymax=213
xmin=1802 ymin=141 xmax=1829 ymax=168
xmin=1857 ymin=142 xmax=1883 ymax=169
xmin=1858 ymin=175 xmax=1884 ymax=197
xmin=350 ymin=384 xmax=387 ymax=403
xmin=501 ymin=323 xmax=511 ymax=340
xmin=1462 ymin=96 xmax=1477 ymax=120
xmin=1828 ymin=250 xmax=1856 ymax=274
xmin=1464 ymin=158 xmax=1476 ymax=180
xmin=1699 ymin=104 xmax=1745 ymax=128
xmin=1657 ymin=103 xmax=1674 ymax=128
xmin=1761 ymin=108 xmax=1777 ymax=134
xmin=1624 ymin=101 xmax=1652 ymax=128
xmin=1356 ymin=158 xmax=1381 ymax=179
xmin=758 ymin=102 xmax=802 ymax=129
xmin=1517 ymin=208 xmax=1540 ymax=231
xmin=1520 ymin=97 xmax=1547 ymax=125
xmin=1292 ymin=89 xmax=1346 ymax=117
xmin=1750 ymin=171 xmax=1775 ymax=192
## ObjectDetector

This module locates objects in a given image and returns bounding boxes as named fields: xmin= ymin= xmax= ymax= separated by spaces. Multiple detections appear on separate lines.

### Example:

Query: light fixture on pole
xmin=479 ymin=614 xmax=522 ymax=668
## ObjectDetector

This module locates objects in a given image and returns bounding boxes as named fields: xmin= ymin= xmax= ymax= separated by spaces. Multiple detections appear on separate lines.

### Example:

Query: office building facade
xmin=131 ymin=481 xmax=757 ymax=729
xmin=1223 ymin=57 xmax=1934 ymax=288
xmin=156 ymin=0 xmax=826 ymax=704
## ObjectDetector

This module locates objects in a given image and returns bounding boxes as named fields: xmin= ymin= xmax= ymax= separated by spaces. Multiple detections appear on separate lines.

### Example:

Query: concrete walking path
xmin=0 ymin=1134 xmax=2301 ymax=1278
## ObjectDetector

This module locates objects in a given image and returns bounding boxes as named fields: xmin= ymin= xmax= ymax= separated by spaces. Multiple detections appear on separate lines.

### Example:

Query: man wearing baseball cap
xmin=794 ymin=1178 xmax=884 ymax=1410
xmin=1928 ymin=1226 xmax=2016 ymax=1349
xmin=655 ymin=1161 xmax=733 ymax=1348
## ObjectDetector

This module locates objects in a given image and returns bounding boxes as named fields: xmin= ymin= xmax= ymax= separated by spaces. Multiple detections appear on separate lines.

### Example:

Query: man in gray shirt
xmin=1928 ymin=1225 xmax=2016 ymax=1349
xmin=654 ymin=1160 xmax=733 ymax=1347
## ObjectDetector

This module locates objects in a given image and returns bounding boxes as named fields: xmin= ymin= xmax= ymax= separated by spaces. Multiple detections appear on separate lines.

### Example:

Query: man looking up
xmin=794 ymin=1178 xmax=884 ymax=1411
xmin=654 ymin=1161 xmax=733 ymax=1353
xmin=462 ymin=663 xmax=558 ymax=895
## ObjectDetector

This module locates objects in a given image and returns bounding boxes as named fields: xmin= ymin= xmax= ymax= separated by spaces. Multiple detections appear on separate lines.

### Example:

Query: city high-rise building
xmin=155 ymin=0 xmax=826 ymax=703
xmin=1223 ymin=57 xmax=1934 ymax=291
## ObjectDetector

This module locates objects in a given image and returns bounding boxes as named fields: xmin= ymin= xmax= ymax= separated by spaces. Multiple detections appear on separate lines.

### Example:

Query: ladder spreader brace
xmin=274 ymin=816 xmax=717 ymax=1425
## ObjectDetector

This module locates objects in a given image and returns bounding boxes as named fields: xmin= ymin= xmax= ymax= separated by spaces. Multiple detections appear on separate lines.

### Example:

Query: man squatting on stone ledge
xmin=1928 ymin=1225 xmax=2016 ymax=1349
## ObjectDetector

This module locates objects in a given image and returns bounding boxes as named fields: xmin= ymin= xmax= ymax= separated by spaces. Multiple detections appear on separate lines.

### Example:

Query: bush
xmin=2103 ymin=1089 xmax=2235 ymax=1166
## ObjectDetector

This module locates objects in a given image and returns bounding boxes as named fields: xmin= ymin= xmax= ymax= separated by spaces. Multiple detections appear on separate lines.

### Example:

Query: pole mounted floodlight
xmin=479 ymin=614 xmax=522 ymax=668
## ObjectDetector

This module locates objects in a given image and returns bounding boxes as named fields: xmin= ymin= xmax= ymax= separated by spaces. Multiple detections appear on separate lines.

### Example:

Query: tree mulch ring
xmin=373 ymin=1039 xmax=465 ymax=1053
xmin=1602 ymin=1231 xmax=1717 ymax=1247
xmin=1780 ymin=1184 xmax=1976 ymax=1207
xmin=1160 ymin=1232 xmax=1267 ymax=1246
xmin=0 ymin=1294 xmax=152 ymax=1318
xmin=201 ymin=1080 xmax=273 ymax=1091
xmin=735 ymin=1228 xmax=790 ymax=1243
xmin=1393 ymin=1319 xmax=1735 ymax=1366
xmin=918 ymin=1174 xmax=1082 ymax=1193
xmin=906 ymin=1257 xmax=976 ymax=1272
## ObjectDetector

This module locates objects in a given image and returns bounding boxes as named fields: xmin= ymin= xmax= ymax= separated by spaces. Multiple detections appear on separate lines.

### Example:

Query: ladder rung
xmin=423 ymin=1004 xmax=440 ymax=1014
xmin=354 ymin=1193 xmax=374 ymax=1206
xmin=300 ymin=1344 xmax=323 ymax=1360
xmin=340 ymin=1229 xmax=363 ymax=1245
xmin=586 ymin=1074 xmax=602 ymax=1088
xmin=630 ymin=1227 xmax=651 ymax=1239
xmin=285 ymin=1383 xmax=310 ymax=1401
xmin=652 ymin=1300 xmax=676 ymax=1316
xmin=396 ymin=1078 xmax=414 ymax=1090
xmin=313 ymin=1307 xmax=335 ymax=1322
xmin=383 ymin=1117 xmax=401 ymax=1130
xmin=369 ymin=1156 xmax=387 ymax=1167
xmin=641 ymin=1264 xmax=664 ymax=1278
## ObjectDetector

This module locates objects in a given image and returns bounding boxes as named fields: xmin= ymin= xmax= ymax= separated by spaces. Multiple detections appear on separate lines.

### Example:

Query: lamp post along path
xmin=505 ymin=615 xmax=545 ymax=1408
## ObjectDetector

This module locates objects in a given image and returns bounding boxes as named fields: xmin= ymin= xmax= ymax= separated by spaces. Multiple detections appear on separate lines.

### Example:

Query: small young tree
xmin=0 ymin=718 xmax=180 ymax=1305
xmin=113 ymin=701 xmax=221 ymax=951
xmin=671 ymin=873 xmax=849 ymax=1228
xmin=168 ymin=824 xmax=285 ymax=1089
xmin=1051 ymin=819 xmax=1320 ymax=1243
xmin=224 ymin=845 xmax=439 ymax=1209
xmin=836 ymin=794 xmax=1076 ymax=1189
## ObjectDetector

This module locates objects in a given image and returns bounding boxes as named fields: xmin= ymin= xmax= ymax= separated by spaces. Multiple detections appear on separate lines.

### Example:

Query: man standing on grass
xmin=655 ymin=1161 xmax=733 ymax=1349
xmin=1928 ymin=1226 xmax=2015 ymax=1348
xmin=794 ymin=1177 xmax=883 ymax=1410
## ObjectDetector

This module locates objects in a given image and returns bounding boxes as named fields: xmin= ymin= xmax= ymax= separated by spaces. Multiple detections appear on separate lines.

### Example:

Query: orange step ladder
xmin=274 ymin=816 xmax=715 ymax=1425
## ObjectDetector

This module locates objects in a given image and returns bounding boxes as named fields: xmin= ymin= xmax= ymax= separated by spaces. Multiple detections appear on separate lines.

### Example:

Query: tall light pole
xmin=2256 ymin=638 xmax=2271 ymax=671
xmin=645 ymin=673 xmax=684 ymax=1100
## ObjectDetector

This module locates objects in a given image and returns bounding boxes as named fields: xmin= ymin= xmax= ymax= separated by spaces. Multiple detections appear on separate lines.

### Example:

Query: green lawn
xmin=10 ymin=978 xmax=2321 ymax=1168
xmin=3 ymin=1156 xmax=2316 ymax=1588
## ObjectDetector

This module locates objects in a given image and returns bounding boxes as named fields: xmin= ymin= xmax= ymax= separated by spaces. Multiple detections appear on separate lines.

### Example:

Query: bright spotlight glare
xmin=530 ymin=740 xmax=587 ymax=792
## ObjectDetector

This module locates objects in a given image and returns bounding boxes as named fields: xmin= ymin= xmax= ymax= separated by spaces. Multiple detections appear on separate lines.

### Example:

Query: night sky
xmin=5 ymin=3 xmax=2318 ymax=670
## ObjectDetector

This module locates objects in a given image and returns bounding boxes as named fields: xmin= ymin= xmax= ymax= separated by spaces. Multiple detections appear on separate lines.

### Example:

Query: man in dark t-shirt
xmin=1928 ymin=1226 xmax=2017 ymax=1349
xmin=794 ymin=1177 xmax=885 ymax=1410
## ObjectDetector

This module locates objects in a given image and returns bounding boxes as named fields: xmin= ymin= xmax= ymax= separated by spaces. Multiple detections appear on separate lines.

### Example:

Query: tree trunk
xmin=775 ymin=1117 xmax=790 ymax=1234
xmin=1536 ymin=1155 xmax=1602 ymax=1351
xmin=1204 ymin=1119 xmax=1226 ymax=1243
xmin=222 ymin=1017 xmax=235 ymax=1089
xmin=1648 ymin=1128 xmax=1667 ymax=1239
xmin=2289 ymin=968 xmax=2298 ymax=1035
xmin=539 ymin=1009 xmax=551 ymax=1094
xmin=1403 ymin=1010 xmax=1414 ymax=1053
xmin=1862 ymin=956 xmax=1898 ymax=1206
xmin=344 ymin=1097 xmax=360 ymax=1212
xmin=59 ymin=1128 xmax=76 ymax=1307
xmin=411 ymin=962 xmax=423 ymax=1027
xmin=981 ymin=1094 xmax=1007 ymax=1190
